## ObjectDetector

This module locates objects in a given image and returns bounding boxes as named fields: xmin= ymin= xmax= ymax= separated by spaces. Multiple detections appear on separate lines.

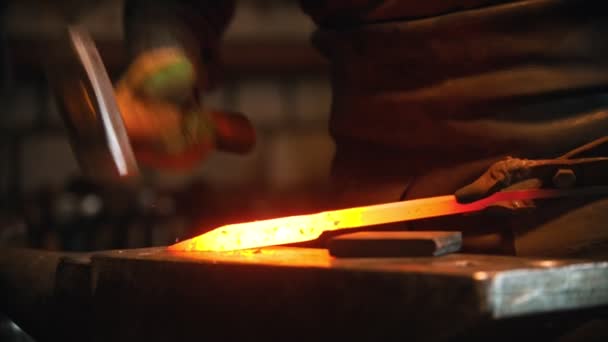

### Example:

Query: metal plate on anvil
xmin=88 ymin=247 xmax=608 ymax=341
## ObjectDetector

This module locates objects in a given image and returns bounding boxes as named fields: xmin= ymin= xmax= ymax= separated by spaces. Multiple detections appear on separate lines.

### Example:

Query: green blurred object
xmin=138 ymin=56 xmax=196 ymax=103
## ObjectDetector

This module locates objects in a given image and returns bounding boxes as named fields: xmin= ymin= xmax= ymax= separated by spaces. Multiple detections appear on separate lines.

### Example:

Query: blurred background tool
xmin=48 ymin=25 xmax=139 ymax=184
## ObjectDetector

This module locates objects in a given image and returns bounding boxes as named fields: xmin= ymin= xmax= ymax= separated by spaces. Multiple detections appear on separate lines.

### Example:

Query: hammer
xmin=47 ymin=26 xmax=255 ymax=184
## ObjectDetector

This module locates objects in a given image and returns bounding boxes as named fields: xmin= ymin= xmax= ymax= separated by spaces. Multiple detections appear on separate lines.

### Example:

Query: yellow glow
xmin=169 ymin=187 xmax=604 ymax=252
xmin=169 ymin=207 xmax=364 ymax=252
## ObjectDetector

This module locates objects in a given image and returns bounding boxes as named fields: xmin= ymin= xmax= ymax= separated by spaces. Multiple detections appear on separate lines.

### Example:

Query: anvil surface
xmin=2 ymin=247 xmax=608 ymax=341
xmin=95 ymin=247 xmax=608 ymax=341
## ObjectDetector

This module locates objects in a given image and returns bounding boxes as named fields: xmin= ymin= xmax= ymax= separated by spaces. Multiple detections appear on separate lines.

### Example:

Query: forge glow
xmin=168 ymin=187 xmax=608 ymax=252
xmin=168 ymin=207 xmax=365 ymax=252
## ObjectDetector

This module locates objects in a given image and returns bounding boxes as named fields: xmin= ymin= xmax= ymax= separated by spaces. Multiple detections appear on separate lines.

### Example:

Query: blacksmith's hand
xmin=455 ymin=137 xmax=608 ymax=208
xmin=116 ymin=48 xmax=254 ymax=170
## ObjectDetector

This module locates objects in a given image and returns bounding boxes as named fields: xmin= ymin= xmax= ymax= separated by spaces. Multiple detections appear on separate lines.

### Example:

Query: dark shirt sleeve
xmin=299 ymin=0 xmax=519 ymax=28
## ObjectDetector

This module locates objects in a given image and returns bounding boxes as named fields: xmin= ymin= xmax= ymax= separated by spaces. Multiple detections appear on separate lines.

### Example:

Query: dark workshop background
xmin=0 ymin=0 xmax=334 ymax=252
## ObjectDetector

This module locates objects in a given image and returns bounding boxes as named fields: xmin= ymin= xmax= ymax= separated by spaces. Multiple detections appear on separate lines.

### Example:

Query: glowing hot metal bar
xmin=169 ymin=187 xmax=608 ymax=252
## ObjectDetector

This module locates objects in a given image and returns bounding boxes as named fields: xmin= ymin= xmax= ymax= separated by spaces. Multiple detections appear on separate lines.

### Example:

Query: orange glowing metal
xmin=169 ymin=187 xmax=608 ymax=252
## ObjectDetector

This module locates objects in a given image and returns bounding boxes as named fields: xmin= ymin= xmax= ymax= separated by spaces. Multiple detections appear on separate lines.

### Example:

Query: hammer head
xmin=49 ymin=26 xmax=139 ymax=184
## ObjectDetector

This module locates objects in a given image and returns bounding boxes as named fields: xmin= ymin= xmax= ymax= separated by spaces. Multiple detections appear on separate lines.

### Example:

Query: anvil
xmin=0 ymin=246 xmax=607 ymax=341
